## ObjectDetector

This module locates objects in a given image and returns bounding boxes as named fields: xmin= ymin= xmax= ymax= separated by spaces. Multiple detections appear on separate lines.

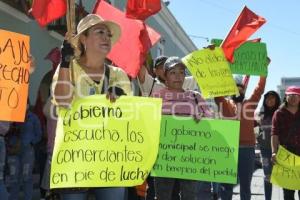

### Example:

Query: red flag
xmin=93 ymin=0 xmax=160 ymax=78
xmin=126 ymin=0 xmax=161 ymax=21
xmin=221 ymin=6 xmax=266 ymax=63
xmin=31 ymin=0 xmax=67 ymax=27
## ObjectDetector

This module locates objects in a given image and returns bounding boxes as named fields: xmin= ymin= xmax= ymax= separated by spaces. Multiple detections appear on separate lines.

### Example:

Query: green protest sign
xmin=51 ymin=95 xmax=162 ymax=188
xmin=211 ymin=38 xmax=223 ymax=47
xmin=230 ymin=42 xmax=268 ymax=76
xmin=151 ymin=115 xmax=240 ymax=184
xmin=182 ymin=47 xmax=238 ymax=98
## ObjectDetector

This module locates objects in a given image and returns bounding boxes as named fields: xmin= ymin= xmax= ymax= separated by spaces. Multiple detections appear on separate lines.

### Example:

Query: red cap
xmin=285 ymin=86 xmax=300 ymax=96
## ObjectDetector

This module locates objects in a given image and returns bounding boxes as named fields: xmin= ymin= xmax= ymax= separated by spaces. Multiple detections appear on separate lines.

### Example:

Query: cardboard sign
xmin=51 ymin=95 xmax=162 ymax=188
xmin=230 ymin=42 xmax=268 ymax=76
xmin=0 ymin=29 xmax=30 ymax=122
xmin=151 ymin=115 xmax=240 ymax=184
xmin=271 ymin=146 xmax=300 ymax=190
xmin=182 ymin=47 xmax=238 ymax=98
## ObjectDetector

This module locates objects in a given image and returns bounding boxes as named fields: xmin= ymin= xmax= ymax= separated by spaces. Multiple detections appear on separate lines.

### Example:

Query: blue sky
xmin=168 ymin=0 xmax=300 ymax=98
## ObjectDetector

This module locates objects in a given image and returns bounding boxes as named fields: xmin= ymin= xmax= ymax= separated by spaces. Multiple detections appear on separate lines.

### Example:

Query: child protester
xmin=151 ymin=56 xmax=212 ymax=200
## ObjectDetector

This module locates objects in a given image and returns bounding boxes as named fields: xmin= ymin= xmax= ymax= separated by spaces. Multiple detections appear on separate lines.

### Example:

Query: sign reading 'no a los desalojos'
xmin=151 ymin=115 xmax=240 ymax=184
xmin=0 ymin=29 xmax=30 ymax=122
xmin=230 ymin=42 xmax=268 ymax=76
xmin=182 ymin=47 xmax=238 ymax=99
xmin=50 ymin=95 xmax=162 ymax=189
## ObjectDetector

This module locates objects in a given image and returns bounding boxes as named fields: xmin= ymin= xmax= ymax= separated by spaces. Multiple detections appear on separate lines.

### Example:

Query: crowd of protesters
xmin=1 ymin=12 xmax=300 ymax=200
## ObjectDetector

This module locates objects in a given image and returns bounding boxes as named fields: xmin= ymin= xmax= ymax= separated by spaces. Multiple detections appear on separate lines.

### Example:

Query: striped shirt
xmin=152 ymin=88 xmax=212 ymax=120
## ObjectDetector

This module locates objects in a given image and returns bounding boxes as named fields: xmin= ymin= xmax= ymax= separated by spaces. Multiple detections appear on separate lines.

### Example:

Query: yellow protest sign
xmin=0 ymin=29 xmax=30 ymax=122
xmin=182 ymin=47 xmax=238 ymax=99
xmin=50 ymin=95 xmax=162 ymax=189
xmin=271 ymin=146 xmax=300 ymax=190
xmin=276 ymin=146 xmax=300 ymax=168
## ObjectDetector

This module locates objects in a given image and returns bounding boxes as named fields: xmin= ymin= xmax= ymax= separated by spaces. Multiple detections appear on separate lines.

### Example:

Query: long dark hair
xmin=260 ymin=90 xmax=281 ymax=118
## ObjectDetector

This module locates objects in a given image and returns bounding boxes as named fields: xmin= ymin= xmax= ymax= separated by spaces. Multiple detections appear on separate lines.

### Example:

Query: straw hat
xmin=71 ymin=14 xmax=121 ymax=48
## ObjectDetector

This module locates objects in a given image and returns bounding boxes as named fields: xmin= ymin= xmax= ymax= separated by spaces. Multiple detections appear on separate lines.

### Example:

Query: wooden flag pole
xmin=66 ymin=0 xmax=75 ymax=41
xmin=70 ymin=0 xmax=76 ymax=34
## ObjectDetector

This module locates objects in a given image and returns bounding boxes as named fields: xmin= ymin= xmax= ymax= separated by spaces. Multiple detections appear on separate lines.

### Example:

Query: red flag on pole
xmin=125 ymin=0 xmax=161 ymax=21
xmin=221 ymin=6 xmax=266 ymax=63
xmin=93 ymin=0 xmax=160 ymax=78
xmin=31 ymin=0 xmax=67 ymax=27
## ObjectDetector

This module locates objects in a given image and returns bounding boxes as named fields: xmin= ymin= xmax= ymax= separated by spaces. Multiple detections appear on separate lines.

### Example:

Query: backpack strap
xmin=148 ymin=79 xmax=156 ymax=97
xmin=192 ymin=93 xmax=205 ymax=117
xmin=101 ymin=64 xmax=110 ymax=94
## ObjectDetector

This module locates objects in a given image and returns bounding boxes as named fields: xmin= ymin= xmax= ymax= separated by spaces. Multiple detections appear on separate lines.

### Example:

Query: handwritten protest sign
xmin=50 ymin=95 xmax=162 ymax=188
xmin=182 ymin=47 xmax=238 ymax=99
xmin=230 ymin=42 xmax=268 ymax=76
xmin=275 ymin=145 xmax=300 ymax=168
xmin=0 ymin=29 xmax=30 ymax=122
xmin=151 ymin=115 xmax=240 ymax=184
xmin=271 ymin=146 xmax=300 ymax=190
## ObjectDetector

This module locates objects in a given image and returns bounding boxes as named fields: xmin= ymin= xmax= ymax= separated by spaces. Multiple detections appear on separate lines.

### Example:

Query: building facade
xmin=277 ymin=77 xmax=300 ymax=99
xmin=0 ymin=0 xmax=197 ymax=103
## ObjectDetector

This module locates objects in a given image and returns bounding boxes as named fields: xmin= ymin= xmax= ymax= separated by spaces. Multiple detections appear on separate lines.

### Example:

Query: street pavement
xmin=232 ymin=168 xmax=299 ymax=200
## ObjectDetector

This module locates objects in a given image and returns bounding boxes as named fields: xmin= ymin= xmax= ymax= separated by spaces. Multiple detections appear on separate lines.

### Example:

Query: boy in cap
xmin=151 ymin=56 xmax=212 ymax=200
xmin=138 ymin=55 xmax=198 ymax=96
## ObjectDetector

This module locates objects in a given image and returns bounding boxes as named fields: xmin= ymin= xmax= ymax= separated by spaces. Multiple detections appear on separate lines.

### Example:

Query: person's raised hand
xmin=106 ymin=86 xmax=126 ymax=103
xmin=60 ymin=36 xmax=74 ymax=68
xmin=204 ymin=44 xmax=216 ymax=50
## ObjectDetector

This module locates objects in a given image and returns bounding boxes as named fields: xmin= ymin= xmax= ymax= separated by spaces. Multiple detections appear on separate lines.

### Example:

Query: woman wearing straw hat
xmin=52 ymin=14 xmax=132 ymax=200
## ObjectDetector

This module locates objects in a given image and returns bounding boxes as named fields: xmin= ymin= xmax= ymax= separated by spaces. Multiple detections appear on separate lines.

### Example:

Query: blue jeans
xmin=0 ymin=137 xmax=8 ymax=200
xmin=7 ymin=145 xmax=35 ymax=200
xmin=220 ymin=147 xmax=255 ymax=200
xmin=260 ymin=148 xmax=272 ymax=200
xmin=94 ymin=187 xmax=126 ymax=200
xmin=197 ymin=181 xmax=213 ymax=200
xmin=60 ymin=187 xmax=126 ymax=200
